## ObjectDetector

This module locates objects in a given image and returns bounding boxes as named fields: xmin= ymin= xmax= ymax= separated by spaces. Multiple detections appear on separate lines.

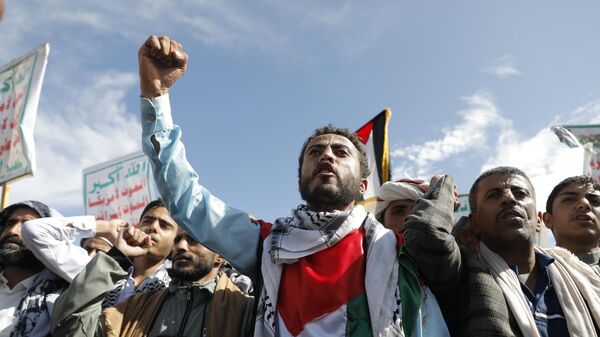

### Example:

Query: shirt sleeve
xmin=402 ymin=175 xmax=463 ymax=295
xmin=140 ymin=94 xmax=261 ymax=279
xmin=51 ymin=252 xmax=128 ymax=337
xmin=21 ymin=216 xmax=95 ymax=282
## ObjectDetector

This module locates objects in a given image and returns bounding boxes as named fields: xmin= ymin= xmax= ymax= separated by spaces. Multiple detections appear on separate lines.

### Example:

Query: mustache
xmin=312 ymin=163 xmax=337 ymax=178
xmin=497 ymin=206 xmax=527 ymax=220
xmin=172 ymin=253 xmax=193 ymax=262
xmin=0 ymin=235 xmax=25 ymax=247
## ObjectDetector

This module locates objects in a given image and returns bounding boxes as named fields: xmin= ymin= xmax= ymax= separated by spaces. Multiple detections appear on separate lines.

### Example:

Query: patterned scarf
xmin=255 ymin=205 xmax=446 ymax=337
xmin=10 ymin=268 xmax=68 ymax=337
xmin=101 ymin=263 xmax=171 ymax=309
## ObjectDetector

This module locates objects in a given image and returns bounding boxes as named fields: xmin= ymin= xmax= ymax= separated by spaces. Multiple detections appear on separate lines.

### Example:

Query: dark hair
xmin=298 ymin=124 xmax=370 ymax=180
xmin=139 ymin=199 xmax=166 ymax=221
xmin=469 ymin=166 xmax=534 ymax=212
xmin=545 ymin=175 xmax=600 ymax=214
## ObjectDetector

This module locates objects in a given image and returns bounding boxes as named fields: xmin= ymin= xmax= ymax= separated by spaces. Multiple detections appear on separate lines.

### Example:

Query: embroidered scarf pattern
xmin=256 ymin=205 xmax=404 ymax=337
xmin=101 ymin=263 xmax=171 ymax=309
xmin=10 ymin=268 xmax=68 ymax=337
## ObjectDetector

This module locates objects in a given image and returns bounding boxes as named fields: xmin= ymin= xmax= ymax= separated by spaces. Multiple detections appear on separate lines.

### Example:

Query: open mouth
xmin=314 ymin=163 xmax=336 ymax=178
xmin=573 ymin=213 xmax=595 ymax=224
xmin=500 ymin=208 xmax=525 ymax=220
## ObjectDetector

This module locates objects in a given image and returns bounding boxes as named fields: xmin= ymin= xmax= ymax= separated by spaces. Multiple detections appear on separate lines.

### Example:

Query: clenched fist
xmin=139 ymin=35 xmax=188 ymax=98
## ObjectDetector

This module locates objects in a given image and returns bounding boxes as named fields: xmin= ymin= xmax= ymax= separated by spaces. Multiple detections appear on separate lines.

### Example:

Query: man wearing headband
xmin=375 ymin=179 xmax=429 ymax=233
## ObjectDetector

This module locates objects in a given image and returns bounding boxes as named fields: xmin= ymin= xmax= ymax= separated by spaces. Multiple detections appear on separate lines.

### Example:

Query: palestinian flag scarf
xmin=254 ymin=205 xmax=419 ymax=337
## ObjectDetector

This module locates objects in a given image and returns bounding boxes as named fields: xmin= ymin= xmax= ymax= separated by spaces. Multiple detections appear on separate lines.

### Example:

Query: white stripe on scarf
xmin=479 ymin=242 xmax=600 ymax=337
xmin=255 ymin=205 xmax=402 ymax=337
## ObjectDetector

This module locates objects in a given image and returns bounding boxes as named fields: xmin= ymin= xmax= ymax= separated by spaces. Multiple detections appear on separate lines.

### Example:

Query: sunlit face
xmin=299 ymin=134 xmax=366 ymax=209
xmin=0 ymin=207 xmax=41 ymax=267
xmin=470 ymin=174 xmax=540 ymax=252
xmin=544 ymin=183 xmax=600 ymax=249
xmin=170 ymin=232 xmax=220 ymax=282
xmin=383 ymin=199 xmax=416 ymax=233
xmin=137 ymin=206 xmax=178 ymax=261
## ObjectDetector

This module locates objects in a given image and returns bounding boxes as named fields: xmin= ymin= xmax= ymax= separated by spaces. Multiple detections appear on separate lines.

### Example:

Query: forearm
xmin=402 ymin=175 xmax=463 ymax=294
xmin=51 ymin=250 xmax=130 ymax=337
xmin=140 ymin=95 xmax=261 ymax=279
xmin=21 ymin=216 xmax=95 ymax=282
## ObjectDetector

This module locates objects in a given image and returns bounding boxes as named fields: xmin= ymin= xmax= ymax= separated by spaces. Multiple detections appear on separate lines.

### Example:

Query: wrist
xmin=141 ymin=81 xmax=168 ymax=98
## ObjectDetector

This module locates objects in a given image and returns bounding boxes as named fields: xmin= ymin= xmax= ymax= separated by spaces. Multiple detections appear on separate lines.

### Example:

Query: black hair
xmin=545 ymin=175 xmax=600 ymax=213
xmin=298 ymin=124 xmax=370 ymax=180
xmin=139 ymin=199 xmax=166 ymax=221
xmin=469 ymin=166 xmax=534 ymax=212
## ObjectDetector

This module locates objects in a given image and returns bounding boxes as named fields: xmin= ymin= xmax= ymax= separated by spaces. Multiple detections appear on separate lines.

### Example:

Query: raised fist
xmin=138 ymin=35 xmax=188 ymax=98
xmin=115 ymin=225 xmax=153 ymax=257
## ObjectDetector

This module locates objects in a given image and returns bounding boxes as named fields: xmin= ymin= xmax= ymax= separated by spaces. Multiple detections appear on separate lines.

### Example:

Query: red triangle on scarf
xmin=278 ymin=229 xmax=367 ymax=336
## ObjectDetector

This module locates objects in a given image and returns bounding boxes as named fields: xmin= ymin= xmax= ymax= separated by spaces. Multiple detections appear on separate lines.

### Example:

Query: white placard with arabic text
xmin=83 ymin=152 xmax=156 ymax=227
xmin=0 ymin=43 xmax=50 ymax=184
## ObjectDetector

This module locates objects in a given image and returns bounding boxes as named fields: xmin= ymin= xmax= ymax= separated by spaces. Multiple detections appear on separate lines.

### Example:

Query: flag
xmin=355 ymin=109 xmax=391 ymax=213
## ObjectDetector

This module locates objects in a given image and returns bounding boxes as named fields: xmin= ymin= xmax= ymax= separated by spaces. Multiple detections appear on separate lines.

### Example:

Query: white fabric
xmin=375 ymin=181 xmax=425 ymax=219
xmin=255 ymin=205 xmax=402 ymax=337
xmin=479 ymin=243 xmax=600 ymax=337
xmin=478 ymin=243 xmax=541 ymax=337
xmin=276 ymin=304 xmax=347 ymax=337
xmin=541 ymin=246 xmax=600 ymax=337
xmin=21 ymin=216 xmax=96 ymax=282
xmin=0 ymin=272 xmax=37 ymax=337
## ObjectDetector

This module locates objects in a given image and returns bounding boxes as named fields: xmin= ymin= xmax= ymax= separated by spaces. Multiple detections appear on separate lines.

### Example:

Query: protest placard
xmin=83 ymin=152 xmax=156 ymax=227
xmin=0 ymin=43 xmax=50 ymax=184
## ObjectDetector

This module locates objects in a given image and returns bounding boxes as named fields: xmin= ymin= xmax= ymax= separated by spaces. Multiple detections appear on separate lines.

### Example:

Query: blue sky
xmin=1 ymin=1 xmax=599 ymax=221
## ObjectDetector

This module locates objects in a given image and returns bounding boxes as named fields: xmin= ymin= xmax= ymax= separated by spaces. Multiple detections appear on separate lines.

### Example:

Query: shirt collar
xmin=0 ymin=270 xmax=40 ymax=291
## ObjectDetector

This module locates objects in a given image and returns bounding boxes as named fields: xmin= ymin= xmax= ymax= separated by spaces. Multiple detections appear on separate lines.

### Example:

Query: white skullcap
xmin=375 ymin=179 xmax=429 ymax=220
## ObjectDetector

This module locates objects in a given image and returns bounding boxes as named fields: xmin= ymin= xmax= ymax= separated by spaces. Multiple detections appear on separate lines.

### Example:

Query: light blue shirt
xmin=140 ymin=95 xmax=261 ymax=280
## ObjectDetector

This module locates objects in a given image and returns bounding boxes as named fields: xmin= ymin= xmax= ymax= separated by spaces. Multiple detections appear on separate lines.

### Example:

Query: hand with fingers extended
xmin=115 ymin=225 xmax=153 ymax=257
xmin=138 ymin=34 xmax=188 ymax=98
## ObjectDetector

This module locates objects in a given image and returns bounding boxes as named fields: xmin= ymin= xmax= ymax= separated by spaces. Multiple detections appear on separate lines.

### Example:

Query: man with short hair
xmin=0 ymin=200 xmax=67 ymax=337
xmin=138 ymin=34 xmax=448 ymax=337
xmin=375 ymin=179 xmax=429 ymax=233
xmin=52 ymin=228 xmax=254 ymax=337
xmin=404 ymin=167 xmax=600 ymax=337
xmin=22 ymin=199 xmax=178 ymax=307
xmin=543 ymin=175 xmax=600 ymax=275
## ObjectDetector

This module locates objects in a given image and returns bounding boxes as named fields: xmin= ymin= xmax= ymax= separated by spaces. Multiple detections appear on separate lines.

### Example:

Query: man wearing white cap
xmin=375 ymin=179 xmax=429 ymax=234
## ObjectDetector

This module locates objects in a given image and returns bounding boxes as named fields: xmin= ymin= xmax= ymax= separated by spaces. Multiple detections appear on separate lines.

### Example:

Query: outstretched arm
xmin=139 ymin=35 xmax=261 ymax=280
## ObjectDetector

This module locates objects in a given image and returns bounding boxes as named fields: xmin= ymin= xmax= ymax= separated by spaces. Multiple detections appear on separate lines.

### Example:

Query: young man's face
xmin=0 ymin=207 xmax=41 ymax=267
xmin=470 ymin=174 xmax=540 ymax=251
xmin=299 ymin=134 xmax=366 ymax=209
xmin=544 ymin=182 xmax=600 ymax=249
xmin=137 ymin=206 xmax=178 ymax=260
xmin=383 ymin=199 xmax=416 ymax=233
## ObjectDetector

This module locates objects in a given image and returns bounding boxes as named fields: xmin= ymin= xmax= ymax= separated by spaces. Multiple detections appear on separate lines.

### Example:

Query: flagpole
xmin=1 ymin=182 xmax=9 ymax=209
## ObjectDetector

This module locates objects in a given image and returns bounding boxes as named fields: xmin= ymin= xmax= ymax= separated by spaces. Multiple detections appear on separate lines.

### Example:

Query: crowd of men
xmin=0 ymin=34 xmax=599 ymax=337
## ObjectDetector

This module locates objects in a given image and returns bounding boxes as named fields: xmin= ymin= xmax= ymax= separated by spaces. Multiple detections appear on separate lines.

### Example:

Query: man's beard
xmin=299 ymin=173 xmax=362 ymax=210
xmin=0 ymin=235 xmax=43 ymax=268
xmin=168 ymin=253 xmax=216 ymax=283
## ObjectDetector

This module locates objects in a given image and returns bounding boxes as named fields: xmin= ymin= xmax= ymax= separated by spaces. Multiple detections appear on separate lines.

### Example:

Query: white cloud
xmin=483 ymin=54 xmax=521 ymax=78
xmin=391 ymin=88 xmax=592 ymax=219
xmin=392 ymin=90 xmax=512 ymax=178
xmin=9 ymin=71 xmax=140 ymax=210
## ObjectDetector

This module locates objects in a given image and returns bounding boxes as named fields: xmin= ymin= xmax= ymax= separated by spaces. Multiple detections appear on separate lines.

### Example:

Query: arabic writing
xmin=0 ymin=53 xmax=35 ymax=180
xmin=84 ymin=154 xmax=154 ymax=227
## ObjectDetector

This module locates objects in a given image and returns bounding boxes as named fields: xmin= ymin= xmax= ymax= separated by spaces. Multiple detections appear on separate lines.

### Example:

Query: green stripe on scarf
xmin=398 ymin=247 xmax=422 ymax=337
xmin=346 ymin=293 xmax=373 ymax=337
